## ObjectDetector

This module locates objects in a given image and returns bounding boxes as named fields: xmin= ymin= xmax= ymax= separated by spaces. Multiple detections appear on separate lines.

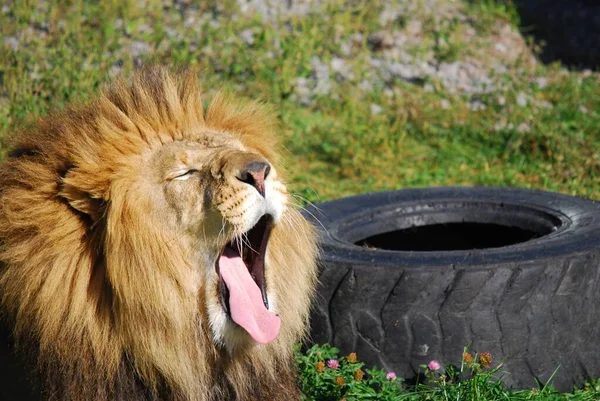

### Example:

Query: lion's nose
xmin=237 ymin=161 xmax=271 ymax=197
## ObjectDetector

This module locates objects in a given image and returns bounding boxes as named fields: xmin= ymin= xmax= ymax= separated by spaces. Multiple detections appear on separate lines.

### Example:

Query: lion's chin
xmin=215 ymin=215 xmax=280 ymax=344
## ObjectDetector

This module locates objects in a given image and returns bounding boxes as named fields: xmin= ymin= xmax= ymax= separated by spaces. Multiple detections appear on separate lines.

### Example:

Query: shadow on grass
xmin=511 ymin=0 xmax=600 ymax=69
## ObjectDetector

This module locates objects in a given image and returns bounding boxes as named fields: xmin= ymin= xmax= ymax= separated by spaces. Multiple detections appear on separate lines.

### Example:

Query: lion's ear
xmin=60 ymin=170 xmax=107 ymax=221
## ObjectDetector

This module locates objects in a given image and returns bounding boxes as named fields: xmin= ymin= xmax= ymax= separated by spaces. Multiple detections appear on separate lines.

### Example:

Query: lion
xmin=0 ymin=68 xmax=318 ymax=401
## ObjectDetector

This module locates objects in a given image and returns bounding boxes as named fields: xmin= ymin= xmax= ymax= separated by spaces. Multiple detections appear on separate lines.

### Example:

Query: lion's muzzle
xmin=236 ymin=161 xmax=271 ymax=198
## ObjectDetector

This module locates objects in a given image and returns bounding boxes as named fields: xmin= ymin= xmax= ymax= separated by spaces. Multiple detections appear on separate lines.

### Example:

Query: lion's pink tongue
xmin=219 ymin=250 xmax=280 ymax=344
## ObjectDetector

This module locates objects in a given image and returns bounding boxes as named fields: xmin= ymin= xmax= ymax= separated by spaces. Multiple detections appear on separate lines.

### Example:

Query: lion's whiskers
xmin=288 ymin=193 xmax=328 ymax=233
xmin=281 ymin=213 xmax=305 ymax=245
xmin=217 ymin=216 xmax=227 ymax=246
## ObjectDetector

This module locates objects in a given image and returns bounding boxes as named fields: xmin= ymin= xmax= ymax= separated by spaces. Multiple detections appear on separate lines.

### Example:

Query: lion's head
xmin=0 ymin=68 xmax=317 ymax=401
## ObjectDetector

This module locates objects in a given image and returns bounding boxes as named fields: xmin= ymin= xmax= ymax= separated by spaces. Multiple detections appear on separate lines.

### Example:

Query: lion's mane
xmin=0 ymin=68 xmax=317 ymax=401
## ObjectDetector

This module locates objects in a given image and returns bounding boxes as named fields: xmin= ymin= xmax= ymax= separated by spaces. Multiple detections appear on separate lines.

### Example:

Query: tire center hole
xmin=348 ymin=202 xmax=564 ymax=252
xmin=355 ymin=222 xmax=551 ymax=251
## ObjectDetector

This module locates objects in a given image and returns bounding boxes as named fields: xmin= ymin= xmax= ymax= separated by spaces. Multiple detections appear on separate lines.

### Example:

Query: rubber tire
xmin=303 ymin=187 xmax=600 ymax=391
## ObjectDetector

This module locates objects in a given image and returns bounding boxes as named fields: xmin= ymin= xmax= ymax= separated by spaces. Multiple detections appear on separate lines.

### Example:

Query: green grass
xmin=1 ymin=0 xmax=598 ymax=202
xmin=1 ymin=1 xmax=599 ymax=399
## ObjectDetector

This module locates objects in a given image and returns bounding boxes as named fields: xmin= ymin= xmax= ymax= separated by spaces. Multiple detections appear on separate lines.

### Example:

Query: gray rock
xmin=535 ymin=77 xmax=548 ymax=89
xmin=130 ymin=41 xmax=152 ymax=57
xmin=240 ymin=29 xmax=255 ymax=46
xmin=331 ymin=57 xmax=353 ymax=81
xmin=3 ymin=36 xmax=19 ymax=51
xmin=534 ymin=99 xmax=553 ymax=109
xmin=368 ymin=31 xmax=394 ymax=51
xmin=358 ymin=80 xmax=373 ymax=92
xmin=311 ymin=56 xmax=329 ymax=81
xmin=516 ymin=92 xmax=528 ymax=107
xmin=468 ymin=100 xmax=486 ymax=111
xmin=370 ymin=103 xmax=383 ymax=115
xmin=517 ymin=122 xmax=531 ymax=133
xmin=237 ymin=0 xmax=315 ymax=22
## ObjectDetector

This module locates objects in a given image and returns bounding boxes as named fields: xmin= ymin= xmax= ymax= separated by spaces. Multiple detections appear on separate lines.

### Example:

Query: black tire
xmin=303 ymin=187 xmax=600 ymax=391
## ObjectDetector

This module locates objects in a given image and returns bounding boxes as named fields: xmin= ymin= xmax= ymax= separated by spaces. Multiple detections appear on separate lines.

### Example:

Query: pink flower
xmin=386 ymin=371 xmax=397 ymax=380
xmin=428 ymin=360 xmax=441 ymax=371
xmin=327 ymin=359 xmax=339 ymax=369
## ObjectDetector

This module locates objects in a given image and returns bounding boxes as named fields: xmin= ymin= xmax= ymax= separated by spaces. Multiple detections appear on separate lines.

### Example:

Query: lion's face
xmin=134 ymin=131 xmax=289 ymax=347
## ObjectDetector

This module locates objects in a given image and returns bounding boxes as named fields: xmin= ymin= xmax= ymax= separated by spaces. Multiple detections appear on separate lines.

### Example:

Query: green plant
xmin=296 ymin=344 xmax=404 ymax=401
xmin=296 ymin=344 xmax=600 ymax=400
xmin=413 ymin=348 xmax=510 ymax=401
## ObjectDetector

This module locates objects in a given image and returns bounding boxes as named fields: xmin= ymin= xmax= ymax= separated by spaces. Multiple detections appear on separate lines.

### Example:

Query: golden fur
xmin=0 ymin=68 xmax=318 ymax=401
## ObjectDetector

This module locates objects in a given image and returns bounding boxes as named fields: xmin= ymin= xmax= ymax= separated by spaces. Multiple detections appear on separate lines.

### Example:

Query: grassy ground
xmin=1 ymin=0 xmax=599 ymax=399
xmin=1 ymin=0 xmax=598 ymax=203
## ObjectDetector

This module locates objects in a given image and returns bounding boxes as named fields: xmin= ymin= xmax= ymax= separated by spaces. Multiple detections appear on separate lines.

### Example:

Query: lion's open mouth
xmin=216 ymin=214 xmax=280 ymax=344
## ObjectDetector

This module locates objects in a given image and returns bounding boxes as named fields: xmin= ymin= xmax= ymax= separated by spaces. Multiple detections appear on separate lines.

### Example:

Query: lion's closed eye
xmin=170 ymin=169 xmax=198 ymax=181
